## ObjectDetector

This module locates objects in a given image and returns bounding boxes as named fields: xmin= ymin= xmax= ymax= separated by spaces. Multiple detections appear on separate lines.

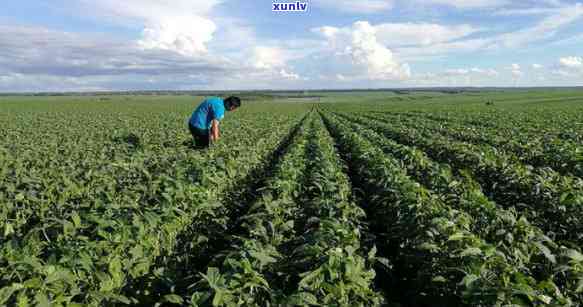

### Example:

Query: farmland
xmin=1 ymin=90 xmax=583 ymax=306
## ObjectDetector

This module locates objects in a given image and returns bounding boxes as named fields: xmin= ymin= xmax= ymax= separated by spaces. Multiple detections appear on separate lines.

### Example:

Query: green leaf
xmin=0 ymin=285 xmax=18 ymax=305
xmin=460 ymin=247 xmax=482 ymax=257
xmin=16 ymin=291 xmax=29 ymax=307
xmin=212 ymin=289 xmax=227 ymax=306
xmin=34 ymin=292 xmax=50 ymax=307
xmin=432 ymin=276 xmax=447 ymax=283
xmin=298 ymin=292 xmax=318 ymax=305
xmin=565 ymin=249 xmax=583 ymax=262
xmin=460 ymin=274 xmax=479 ymax=288
xmin=248 ymin=250 xmax=277 ymax=267
xmin=448 ymin=232 xmax=466 ymax=241
xmin=71 ymin=212 xmax=81 ymax=228
xmin=534 ymin=242 xmax=556 ymax=264
xmin=201 ymin=268 xmax=224 ymax=290
xmin=418 ymin=243 xmax=439 ymax=252
xmin=4 ymin=223 xmax=15 ymax=237
xmin=163 ymin=294 xmax=184 ymax=304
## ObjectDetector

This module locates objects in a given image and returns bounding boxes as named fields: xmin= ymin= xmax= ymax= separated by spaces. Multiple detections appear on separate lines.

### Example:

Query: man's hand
xmin=210 ymin=119 xmax=220 ymax=142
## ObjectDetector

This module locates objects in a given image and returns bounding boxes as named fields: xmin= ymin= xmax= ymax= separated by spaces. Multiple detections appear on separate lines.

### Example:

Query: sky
xmin=0 ymin=0 xmax=583 ymax=92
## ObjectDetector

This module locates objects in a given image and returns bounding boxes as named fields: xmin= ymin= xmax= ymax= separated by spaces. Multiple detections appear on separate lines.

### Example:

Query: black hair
xmin=224 ymin=96 xmax=241 ymax=110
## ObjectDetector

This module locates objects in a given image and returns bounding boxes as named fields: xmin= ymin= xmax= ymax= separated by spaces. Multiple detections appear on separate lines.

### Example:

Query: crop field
xmin=1 ymin=91 xmax=583 ymax=306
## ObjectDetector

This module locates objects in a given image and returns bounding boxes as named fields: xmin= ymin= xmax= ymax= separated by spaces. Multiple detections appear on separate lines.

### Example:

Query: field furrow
xmin=337 ymin=112 xmax=583 ymax=248
xmin=187 ymin=112 xmax=312 ymax=305
xmin=331 ymin=112 xmax=583 ymax=302
xmin=322 ymin=111 xmax=572 ymax=306
xmin=279 ymin=114 xmax=384 ymax=306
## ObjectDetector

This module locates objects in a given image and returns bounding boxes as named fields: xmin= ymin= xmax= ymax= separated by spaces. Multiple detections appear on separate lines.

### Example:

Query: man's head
xmin=224 ymin=96 xmax=241 ymax=111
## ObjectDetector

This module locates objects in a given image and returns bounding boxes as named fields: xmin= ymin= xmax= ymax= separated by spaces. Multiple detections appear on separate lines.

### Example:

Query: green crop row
xmin=368 ymin=112 xmax=583 ymax=179
xmin=281 ymin=115 xmax=384 ymax=306
xmin=339 ymin=112 xmax=583 ymax=248
xmin=322 ymin=111 xmax=574 ymax=306
xmin=333 ymin=112 xmax=583 ymax=303
xmin=0 ymin=113 xmax=303 ymax=306
xmin=190 ymin=113 xmax=311 ymax=306
xmin=379 ymin=109 xmax=583 ymax=144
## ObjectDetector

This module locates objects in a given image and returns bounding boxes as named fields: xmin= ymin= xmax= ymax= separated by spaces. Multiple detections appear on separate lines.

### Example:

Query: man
xmin=188 ymin=96 xmax=241 ymax=148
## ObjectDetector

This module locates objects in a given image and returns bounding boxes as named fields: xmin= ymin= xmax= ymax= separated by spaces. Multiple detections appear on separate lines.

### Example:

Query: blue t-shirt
xmin=189 ymin=97 xmax=226 ymax=130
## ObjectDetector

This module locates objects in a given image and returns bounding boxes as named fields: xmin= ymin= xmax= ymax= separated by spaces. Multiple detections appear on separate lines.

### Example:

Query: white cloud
xmin=375 ymin=23 xmax=478 ymax=46
xmin=0 ymin=25 xmax=236 ymax=91
xmin=470 ymin=67 xmax=499 ymax=76
xmin=79 ymin=0 xmax=224 ymax=56
xmin=442 ymin=67 xmax=498 ymax=77
xmin=496 ymin=3 xmax=583 ymax=48
xmin=552 ymin=69 xmax=574 ymax=77
xmin=350 ymin=23 xmax=412 ymax=80
xmin=246 ymin=46 xmax=304 ymax=81
xmin=508 ymin=63 xmax=523 ymax=79
xmin=138 ymin=16 xmax=216 ymax=55
xmin=314 ymin=21 xmax=411 ymax=80
xmin=311 ymin=0 xmax=394 ymax=13
xmin=494 ymin=0 xmax=568 ymax=16
xmin=394 ymin=3 xmax=583 ymax=59
xmin=532 ymin=64 xmax=543 ymax=69
xmin=559 ymin=56 xmax=583 ymax=69
xmin=279 ymin=69 xmax=301 ymax=80
xmin=315 ymin=22 xmax=478 ymax=48
xmin=251 ymin=46 xmax=287 ymax=69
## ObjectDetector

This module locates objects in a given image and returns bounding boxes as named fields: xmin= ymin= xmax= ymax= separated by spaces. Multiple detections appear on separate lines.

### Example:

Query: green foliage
xmin=1 ymin=92 xmax=582 ymax=306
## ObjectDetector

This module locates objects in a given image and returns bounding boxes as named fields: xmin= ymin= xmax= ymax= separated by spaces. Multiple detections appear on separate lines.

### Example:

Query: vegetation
xmin=1 ymin=90 xmax=582 ymax=306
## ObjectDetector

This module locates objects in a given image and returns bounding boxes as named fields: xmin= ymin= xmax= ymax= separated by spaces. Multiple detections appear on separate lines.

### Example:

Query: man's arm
xmin=210 ymin=119 xmax=220 ymax=142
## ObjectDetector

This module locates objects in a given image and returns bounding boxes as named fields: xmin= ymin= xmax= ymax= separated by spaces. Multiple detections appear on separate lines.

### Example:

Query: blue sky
xmin=1 ymin=0 xmax=582 ymax=91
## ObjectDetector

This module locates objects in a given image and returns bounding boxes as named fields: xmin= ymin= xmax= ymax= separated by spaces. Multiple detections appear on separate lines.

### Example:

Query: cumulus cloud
xmin=251 ymin=47 xmax=287 ymax=70
xmin=78 ymin=0 xmax=224 ymax=56
xmin=138 ymin=16 xmax=216 ymax=56
xmin=248 ymin=46 xmax=304 ymax=80
xmin=532 ymin=64 xmax=543 ymax=69
xmin=349 ymin=22 xmax=411 ymax=80
xmin=506 ymin=64 xmax=524 ymax=81
xmin=314 ymin=21 xmax=411 ymax=80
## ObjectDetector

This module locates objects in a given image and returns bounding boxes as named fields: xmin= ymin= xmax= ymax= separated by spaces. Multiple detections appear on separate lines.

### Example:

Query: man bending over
xmin=188 ymin=96 xmax=241 ymax=148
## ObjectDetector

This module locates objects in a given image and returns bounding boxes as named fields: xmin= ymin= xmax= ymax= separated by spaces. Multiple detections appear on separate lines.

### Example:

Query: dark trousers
xmin=188 ymin=123 xmax=210 ymax=148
